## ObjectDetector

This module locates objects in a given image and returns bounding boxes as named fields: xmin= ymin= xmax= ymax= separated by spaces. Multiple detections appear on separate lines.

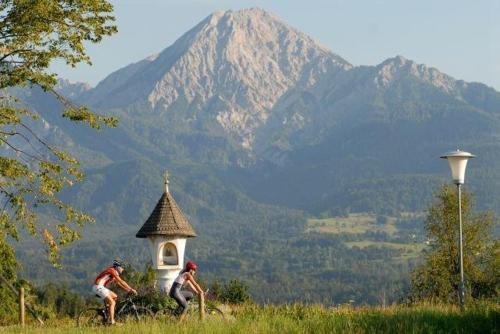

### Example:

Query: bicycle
xmin=155 ymin=289 xmax=225 ymax=322
xmin=77 ymin=294 xmax=155 ymax=327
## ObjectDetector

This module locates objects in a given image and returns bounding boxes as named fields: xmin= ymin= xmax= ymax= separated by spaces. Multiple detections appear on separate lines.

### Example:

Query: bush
xmin=35 ymin=283 xmax=87 ymax=318
xmin=210 ymin=279 xmax=251 ymax=304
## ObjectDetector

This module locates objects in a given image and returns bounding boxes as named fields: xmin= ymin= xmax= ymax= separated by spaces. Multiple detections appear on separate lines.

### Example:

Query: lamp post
xmin=440 ymin=149 xmax=475 ymax=310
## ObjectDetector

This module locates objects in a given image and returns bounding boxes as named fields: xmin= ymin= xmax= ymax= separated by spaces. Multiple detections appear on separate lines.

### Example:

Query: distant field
xmin=1 ymin=303 xmax=497 ymax=334
xmin=306 ymin=213 xmax=398 ymax=235
xmin=345 ymin=241 xmax=426 ymax=259
xmin=306 ymin=213 xmax=427 ymax=259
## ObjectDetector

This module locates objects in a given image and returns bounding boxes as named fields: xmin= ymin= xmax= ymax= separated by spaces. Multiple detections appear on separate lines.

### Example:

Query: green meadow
xmin=306 ymin=213 xmax=426 ymax=260
xmin=307 ymin=213 xmax=403 ymax=235
xmin=1 ymin=303 xmax=498 ymax=334
xmin=344 ymin=241 xmax=426 ymax=260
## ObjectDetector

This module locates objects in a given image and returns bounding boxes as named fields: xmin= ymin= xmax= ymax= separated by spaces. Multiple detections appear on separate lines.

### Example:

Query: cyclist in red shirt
xmin=92 ymin=260 xmax=137 ymax=325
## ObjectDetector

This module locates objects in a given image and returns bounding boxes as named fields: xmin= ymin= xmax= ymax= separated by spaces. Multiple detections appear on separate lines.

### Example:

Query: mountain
xmin=73 ymin=8 xmax=500 ymax=185
xmin=55 ymin=79 xmax=92 ymax=99
xmin=80 ymin=8 xmax=350 ymax=153
xmin=11 ymin=8 xmax=500 ymax=304
xmin=237 ymin=54 xmax=500 ymax=214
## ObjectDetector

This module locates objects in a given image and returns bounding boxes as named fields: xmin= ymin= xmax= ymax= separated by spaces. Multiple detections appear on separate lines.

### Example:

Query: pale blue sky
xmin=52 ymin=0 xmax=500 ymax=91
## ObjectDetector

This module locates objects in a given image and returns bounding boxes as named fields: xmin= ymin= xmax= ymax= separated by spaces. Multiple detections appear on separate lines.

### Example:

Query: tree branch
xmin=0 ymin=137 xmax=43 ymax=161
xmin=0 ymin=48 xmax=32 ymax=62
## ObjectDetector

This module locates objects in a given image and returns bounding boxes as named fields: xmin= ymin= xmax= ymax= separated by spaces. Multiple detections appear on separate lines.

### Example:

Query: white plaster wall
xmin=148 ymin=237 xmax=187 ymax=292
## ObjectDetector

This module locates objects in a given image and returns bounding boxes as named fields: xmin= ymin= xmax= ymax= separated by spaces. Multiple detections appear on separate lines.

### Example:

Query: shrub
xmin=210 ymin=279 xmax=251 ymax=304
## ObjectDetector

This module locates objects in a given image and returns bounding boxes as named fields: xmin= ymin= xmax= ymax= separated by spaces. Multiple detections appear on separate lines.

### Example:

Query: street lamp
xmin=440 ymin=149 xmax=475 ymax=309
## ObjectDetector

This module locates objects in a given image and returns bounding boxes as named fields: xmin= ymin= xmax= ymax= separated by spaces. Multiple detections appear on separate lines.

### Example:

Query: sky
xmin=51 ymin=0 xmax=500 ymax=91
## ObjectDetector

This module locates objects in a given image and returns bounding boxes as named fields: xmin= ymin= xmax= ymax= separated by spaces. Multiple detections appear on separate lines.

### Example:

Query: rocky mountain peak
xmin=78 ymin=8 xmax=499 ymax=158
xmin=180 ymin=10 xmax=350 ymax=148
xmin=374 ymin=55 xmax=457 ymax=93
xmin=84 ymin=8 xmax=351 ymax=150
xmin=56 ymin=79 xmax=91 ymax=99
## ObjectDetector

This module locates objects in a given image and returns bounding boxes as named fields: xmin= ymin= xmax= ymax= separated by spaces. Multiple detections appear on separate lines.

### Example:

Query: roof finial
xmin=164 ymin=170 xmax=170 ymax=194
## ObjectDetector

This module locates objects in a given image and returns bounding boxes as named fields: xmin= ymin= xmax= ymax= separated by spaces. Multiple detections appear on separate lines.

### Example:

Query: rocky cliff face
xmin=374 ymin=56 xmax=457 ymax=92
xmin=55 ymin=79 xmax=92 ymax=99
xmin=81 ymin=8 xmax=351 ymax=150
xmin=79 ymin=8 xmax=500 ymax=160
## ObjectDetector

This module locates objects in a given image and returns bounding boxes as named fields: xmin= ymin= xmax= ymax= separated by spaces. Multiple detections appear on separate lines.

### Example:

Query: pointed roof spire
xmin=164 ymin=170 xmax=170 ymax=193
xmin=136 ymin=172 xmax=196 ymax=239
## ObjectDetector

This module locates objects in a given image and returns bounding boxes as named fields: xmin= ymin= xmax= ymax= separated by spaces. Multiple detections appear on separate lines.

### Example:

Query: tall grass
xmin=0 ymin=302 xmax=498 ymax=334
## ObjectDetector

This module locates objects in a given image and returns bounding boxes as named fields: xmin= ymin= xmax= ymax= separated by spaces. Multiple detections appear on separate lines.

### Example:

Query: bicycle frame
xmin=156 ymin=290 xmax=224 ymax=321
xmin=116 ymin=297 xmax=136 ymax=315
xmin=78 ymin=294 xmax=154 ymax=327
xmin=100 ymin=296 xmax=136 ymax=321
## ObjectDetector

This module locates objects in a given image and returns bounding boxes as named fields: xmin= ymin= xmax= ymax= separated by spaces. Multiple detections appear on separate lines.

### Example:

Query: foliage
xmin=120 ymin=264 xmax=251 ymax=310
xmin=119 ymin=263 xmax=175 ymax=313
xmin=0 ymin=0 xmax=117 ymax=271
xmin=15 ymin=206 xmax=424 ymax=305
xmin=0 ymin=229 xmax=17 ymax=320
xmin=376 ymin=215 xmax=388 ymax=225
xmin=1 ymin=281 xmax=88 ymax=324
xmin=120 ymin=262 xmax=156 ymax=289
xmin=34 ymin=283 xmax=87 ymax=319
xmin=410 ymin=185 xmax=499 ymax=303
xmin=209 ymin=279 xmax=251 ymax=304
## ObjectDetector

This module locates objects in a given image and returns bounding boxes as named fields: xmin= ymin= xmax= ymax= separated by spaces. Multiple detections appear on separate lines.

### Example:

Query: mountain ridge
xmin=79 ymin=8 xmax=351 ymax=150
xmin=13 ymin=7 xmax=500 ymax=305
xmin=72 ymin=8 xmax=500 ymax=159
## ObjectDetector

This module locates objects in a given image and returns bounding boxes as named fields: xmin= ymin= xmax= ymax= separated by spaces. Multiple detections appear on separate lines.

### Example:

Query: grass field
xmin=344 ymin=241 xmax=426 ymax=259
xmin=0 ymin=303 xmax=498 ymax=334
xmin=306 ymin=213 xmax=399 ymax=235
xmin=306 ymin=213 xmax=427 ymax=260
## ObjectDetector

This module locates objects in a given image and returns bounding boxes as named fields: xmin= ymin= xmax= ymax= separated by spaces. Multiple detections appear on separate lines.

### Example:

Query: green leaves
xmin=0 ymin=0 xmax=116 ymax=270
xmin=0 ymin=0 xmax=116 ymax=89
xmin=62 ymin=106 xmax=118 ymax=129
xmin=410 ymin=185 xmax=498 ymax=303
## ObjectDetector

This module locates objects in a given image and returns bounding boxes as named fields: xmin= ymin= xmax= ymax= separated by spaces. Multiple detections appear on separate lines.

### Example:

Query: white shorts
xmin=92 ymin=284 xmax=112 ymax=300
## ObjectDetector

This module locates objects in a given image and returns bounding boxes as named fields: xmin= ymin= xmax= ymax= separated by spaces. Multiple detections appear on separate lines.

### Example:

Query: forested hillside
xmin=10 ymin=8 xmax=500 ymax=304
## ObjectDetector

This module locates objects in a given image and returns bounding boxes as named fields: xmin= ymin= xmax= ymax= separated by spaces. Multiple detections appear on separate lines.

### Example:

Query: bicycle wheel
xmin=187 ymin=304 xmax=226 ymax=321
xmin=155 ymin=307 xmax=177 ymax=322
xmin=77 ymin=308 xmax=105 ymax=327
xmin=117 ymin=305 xmax=155 ymax=323
xmin=205 ymin=306 xmax=226 ymax=321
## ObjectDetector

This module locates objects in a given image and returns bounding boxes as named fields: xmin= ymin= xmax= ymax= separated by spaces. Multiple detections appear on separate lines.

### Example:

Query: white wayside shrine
xmin=136 ymin=173 xmax=197 ymax=293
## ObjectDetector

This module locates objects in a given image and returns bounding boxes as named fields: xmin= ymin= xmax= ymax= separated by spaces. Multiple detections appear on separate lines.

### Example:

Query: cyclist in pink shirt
xmin=169 ymin=260 xmax=204 ymax=320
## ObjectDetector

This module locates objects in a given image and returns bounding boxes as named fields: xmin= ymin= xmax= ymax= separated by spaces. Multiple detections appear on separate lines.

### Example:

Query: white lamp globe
xmin=440 ymin=150 xmax=475 ymax=184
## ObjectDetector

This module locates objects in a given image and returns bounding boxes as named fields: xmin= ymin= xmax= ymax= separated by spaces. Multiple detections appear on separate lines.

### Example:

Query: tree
xmin=0 ymin=0 xmax=117 ymax=276
xmin=410 ymin=185 xmax=499 ymax=303
xmin=376 ymin=215 xmax=388 ymax=225
xmin=210 ymin=279 xmax=251 ymax=304
xmin=0 ymin=232 xmax=17 ymax=319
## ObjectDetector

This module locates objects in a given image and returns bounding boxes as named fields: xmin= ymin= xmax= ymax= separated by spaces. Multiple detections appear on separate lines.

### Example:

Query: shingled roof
xmin=136 ymin=174 xmax=196 ymax=238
